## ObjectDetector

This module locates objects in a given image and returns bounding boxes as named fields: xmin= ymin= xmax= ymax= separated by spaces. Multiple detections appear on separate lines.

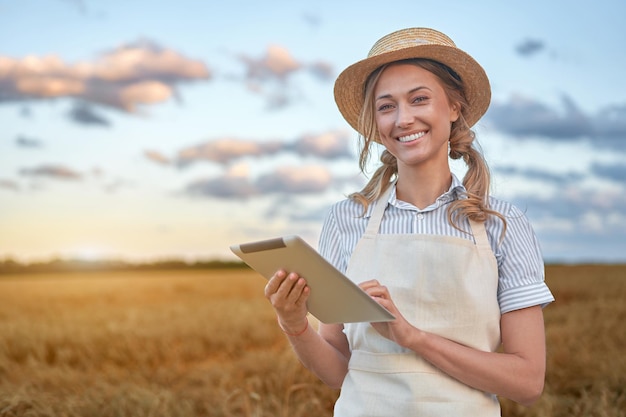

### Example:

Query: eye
xmin=412 ymin=96 xmax=428 ymax=104
xmin=376 ymin=103 xmax=395 ymax=112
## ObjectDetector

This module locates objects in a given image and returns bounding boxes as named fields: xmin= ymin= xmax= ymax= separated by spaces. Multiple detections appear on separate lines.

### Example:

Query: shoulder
xmin=485 ymin=195 xmax=536 ymax=234
xmin=320 ymin=197 xmax=369 ymax=247
xmin=487 ymin=195 xmax=523 ymax=218
xmin=319 ymin=197 xmax=367 ymax=273
xmin=325 ymin=197 xmax=369 ymax=223
xmin=484 ymin=194 xmax=543 ymax=272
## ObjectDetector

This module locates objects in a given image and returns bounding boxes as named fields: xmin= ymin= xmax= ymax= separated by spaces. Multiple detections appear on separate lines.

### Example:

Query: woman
xmin=264 ymin=27 xmax=554 ymax=416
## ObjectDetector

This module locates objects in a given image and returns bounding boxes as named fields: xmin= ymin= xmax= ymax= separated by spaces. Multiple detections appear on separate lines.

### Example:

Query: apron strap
xmin=363 ymin=183 xmax=395 ymax=238
xmin=468 ymin=219 xmax=491 ymax=251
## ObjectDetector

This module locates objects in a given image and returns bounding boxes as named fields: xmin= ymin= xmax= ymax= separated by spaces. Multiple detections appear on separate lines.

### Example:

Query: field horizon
xmin=2 ymin=254 xmax=623 ymax=275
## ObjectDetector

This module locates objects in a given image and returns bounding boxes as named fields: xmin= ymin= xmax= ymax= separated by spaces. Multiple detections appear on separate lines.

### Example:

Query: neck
xmin=395 ymin=166 xmax=452 ymax=210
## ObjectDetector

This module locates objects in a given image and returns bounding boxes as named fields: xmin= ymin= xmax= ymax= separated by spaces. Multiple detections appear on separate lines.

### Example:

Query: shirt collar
xmin=364 ymin=173 xmax=467 ymax=217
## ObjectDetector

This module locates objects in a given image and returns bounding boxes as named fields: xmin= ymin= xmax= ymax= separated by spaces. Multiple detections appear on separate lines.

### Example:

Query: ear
xmin=449 ymin=102 xmax=460 ymax=123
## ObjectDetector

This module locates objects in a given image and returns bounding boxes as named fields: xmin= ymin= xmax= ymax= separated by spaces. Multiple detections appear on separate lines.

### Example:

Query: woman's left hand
xmin=359 ymin=279 xmax=419 ymax=348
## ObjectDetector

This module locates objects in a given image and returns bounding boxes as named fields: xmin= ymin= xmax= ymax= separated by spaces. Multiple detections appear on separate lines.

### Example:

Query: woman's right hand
xmin=264 ymin=269 xmax=310 ymax=334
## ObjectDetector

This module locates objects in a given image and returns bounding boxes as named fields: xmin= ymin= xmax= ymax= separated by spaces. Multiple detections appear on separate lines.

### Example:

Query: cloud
xmin=173 ymin=130 xmax=354 ymax=167
xmin=0 ymin=39 xmax=210 ymax=114
xmin=185 ymin=164 xmax=334 ymax=200
xmin=263 ymin=196 xmax=329 ymax=223
xmin=590 ymin=162 xmax=626 ymax=183
xmin=289 ymin=131 xmax=353 ymax=159
xmin=0 ymin=179 xmax=19 ymax=191
xmin=16 ymin=135 xmax=43 ymax=148
xmin=177 ymin=138 xmax=283 ymax=166
xmin=487 ymin=95 xmax=626 ymax=152
xmin=489 ymin=159 xmax=626 ymax=262
xmin=103 ymin=179 xmax=134 ymax=193
xmin=67 ymin=102 xmax=111 ymax=126
xmin=493 ymin=161 xmax=624 ymax=206
xmin=507 ymin=183 xmax=626 ymax=260
xmin=19 ymin=164 xmax=82 ymax=180
xmin=185 ymin=164 xmax=257 ymax=199
xmin=145 ymin=150 xmax=171 ymax=165
xmin=593 ymin=104 xmax=626 ymax=142
xmin=302 ymin=12 xmax=322 ymax=28
xmin=241 ymin=45 xmax=301 ymax=82
xmin=257 ymin=165 xmax=332 ymax=194
xmin=515 ymin=186 xmax=626 ymax=232
xmin=307 ymin=61 xmax=334 ymax=81
xmin=237 ymin=45 xmax=333 ymax=109
xmin=175 ymin=132 xmax=356 ymax=203
xmin=515 ymin=39 xmax=546 ymax=57
xmin=488 ymin=95 xmax=589 ymax=139
xmin=494 ymin=165 xmax=584 ymax=186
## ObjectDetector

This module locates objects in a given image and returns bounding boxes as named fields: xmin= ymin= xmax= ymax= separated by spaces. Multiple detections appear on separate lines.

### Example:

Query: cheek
xmin=375 ymin=113 xmax=388 ymax=128
xmin=375 ymin=114 xmax=394 ymax=137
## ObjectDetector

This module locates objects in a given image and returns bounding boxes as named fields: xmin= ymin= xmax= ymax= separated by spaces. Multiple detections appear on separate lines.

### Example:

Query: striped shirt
xmin=318 ymin=174 xmax=554 ymax=314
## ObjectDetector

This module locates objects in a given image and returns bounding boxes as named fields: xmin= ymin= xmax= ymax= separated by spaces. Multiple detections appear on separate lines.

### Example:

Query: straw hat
xmin=334 ymin=27 xmax=491 ymax=134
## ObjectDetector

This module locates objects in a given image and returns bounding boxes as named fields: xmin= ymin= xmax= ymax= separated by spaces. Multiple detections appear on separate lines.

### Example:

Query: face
xmin=373 ymin=63 xmax=460 ymax=171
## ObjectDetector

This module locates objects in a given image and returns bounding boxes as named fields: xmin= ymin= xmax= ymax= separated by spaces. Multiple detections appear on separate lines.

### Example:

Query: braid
xmin=448 ymin=113 xmax=507 ymax=238
xmin=350 ymin=150 xmax=397 ymax=212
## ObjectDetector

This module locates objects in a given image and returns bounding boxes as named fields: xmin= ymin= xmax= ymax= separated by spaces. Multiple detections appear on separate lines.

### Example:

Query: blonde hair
xmin=349 ymin=58 xmax=506 ymax=233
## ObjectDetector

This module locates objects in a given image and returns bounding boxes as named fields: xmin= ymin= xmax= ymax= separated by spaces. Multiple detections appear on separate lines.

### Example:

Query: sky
xmin=0 ymin=0 xmax=625 ymax=264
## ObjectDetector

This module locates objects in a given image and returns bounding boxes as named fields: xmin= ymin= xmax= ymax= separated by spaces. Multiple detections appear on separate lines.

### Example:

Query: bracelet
xmin=277 ymin=316 xmax=309 ymax=337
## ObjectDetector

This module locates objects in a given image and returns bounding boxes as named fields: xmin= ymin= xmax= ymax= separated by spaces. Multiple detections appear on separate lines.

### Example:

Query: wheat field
xmin=0 ymin=265 xmax=624 ymax=416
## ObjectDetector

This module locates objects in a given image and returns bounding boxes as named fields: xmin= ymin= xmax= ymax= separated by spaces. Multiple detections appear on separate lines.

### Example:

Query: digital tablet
xmin=230 ymin=235 xmax=395 ymax=324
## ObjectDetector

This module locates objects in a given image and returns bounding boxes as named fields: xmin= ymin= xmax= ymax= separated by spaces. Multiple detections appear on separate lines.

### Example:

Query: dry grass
xmin=500 ymin=264 xmax=626 ymax=417
xmin=0 ymin=265 xmax=624 ymax=416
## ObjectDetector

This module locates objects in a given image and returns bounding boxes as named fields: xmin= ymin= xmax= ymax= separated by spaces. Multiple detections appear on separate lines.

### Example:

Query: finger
xmin=358 ymin=279 xmax=380 ymax=290
xmin=277 ymin=272 xmax=304 ymax=299
xmin=265 ymin=269 xmax=287 ymax=297
xmin=364 ymin=285 xmax=389 ymax=299
xmin=287 ymin=276 xmax=309 ymax=305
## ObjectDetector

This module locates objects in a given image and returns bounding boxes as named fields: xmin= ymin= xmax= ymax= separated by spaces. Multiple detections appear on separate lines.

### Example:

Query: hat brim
xmin=334 ymin=44 xmax=491 ymax=135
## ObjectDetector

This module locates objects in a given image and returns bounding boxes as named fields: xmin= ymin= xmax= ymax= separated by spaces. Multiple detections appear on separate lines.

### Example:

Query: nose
xmin=395 ymin=102 xmax=414 ymax=129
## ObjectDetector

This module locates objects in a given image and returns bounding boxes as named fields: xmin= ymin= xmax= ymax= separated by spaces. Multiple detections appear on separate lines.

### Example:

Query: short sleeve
xmin=496 ymin=204 xmax=555 ymax=314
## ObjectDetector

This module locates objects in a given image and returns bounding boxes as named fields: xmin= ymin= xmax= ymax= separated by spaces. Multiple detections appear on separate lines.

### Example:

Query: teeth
xmin=398 ymin=132 xmax=425 ymax=142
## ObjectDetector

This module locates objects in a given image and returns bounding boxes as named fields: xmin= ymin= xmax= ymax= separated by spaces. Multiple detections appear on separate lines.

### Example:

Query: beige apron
xmin=333 ymin=186 xmax=502 ymax=416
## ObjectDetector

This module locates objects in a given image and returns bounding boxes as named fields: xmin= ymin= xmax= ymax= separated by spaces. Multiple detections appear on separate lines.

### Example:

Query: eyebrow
xmin=375 ymin=86 xmax=431 ymax=101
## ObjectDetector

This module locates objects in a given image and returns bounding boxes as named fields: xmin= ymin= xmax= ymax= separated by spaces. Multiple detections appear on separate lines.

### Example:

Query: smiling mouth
xmin=397 ymin=131 xmax=425 ymax=143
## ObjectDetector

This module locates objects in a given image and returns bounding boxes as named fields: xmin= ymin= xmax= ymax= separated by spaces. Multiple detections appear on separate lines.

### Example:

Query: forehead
xmin=375 ymin=63 xmax=444 ymax=94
